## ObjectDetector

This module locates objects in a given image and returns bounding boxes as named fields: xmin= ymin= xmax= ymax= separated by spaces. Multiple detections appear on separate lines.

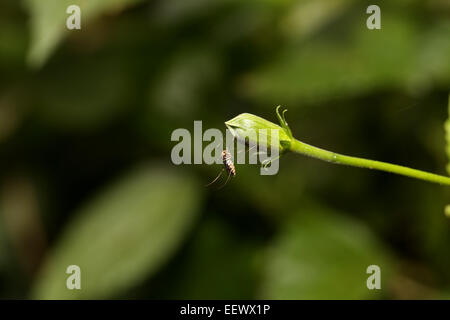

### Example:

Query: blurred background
xmin=0 ymin=0 xmax=450 ymax=299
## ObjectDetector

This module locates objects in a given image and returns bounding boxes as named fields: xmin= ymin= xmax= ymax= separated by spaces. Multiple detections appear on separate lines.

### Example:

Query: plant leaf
xmin=242 ymin=10 xmax=450 ymax=106
xmin=23 ymin=0 xmax=143 ymax=68
xmin=260 ymin=204 xmax=394 ymax=299
xmin=32 ymin=164 xmax=202 ymax=299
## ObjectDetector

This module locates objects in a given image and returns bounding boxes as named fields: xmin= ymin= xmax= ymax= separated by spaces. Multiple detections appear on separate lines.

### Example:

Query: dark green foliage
xmin=0 ymin=0 xmax=449 ymax=299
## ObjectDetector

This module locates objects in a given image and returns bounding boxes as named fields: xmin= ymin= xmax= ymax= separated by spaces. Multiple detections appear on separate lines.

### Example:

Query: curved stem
xmin=290 ymin=139 xmax=450 ymax=186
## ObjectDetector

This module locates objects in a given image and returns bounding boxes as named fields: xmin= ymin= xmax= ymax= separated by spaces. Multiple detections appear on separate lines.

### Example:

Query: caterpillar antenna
xmin=218 ymin=172 xmax=232 ymax=189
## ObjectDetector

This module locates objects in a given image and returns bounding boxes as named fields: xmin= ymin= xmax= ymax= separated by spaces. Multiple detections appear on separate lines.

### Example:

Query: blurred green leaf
xmin=23 ymin=0 xmax=143 ymax=67
xmin=32 ymin=164 xmax=203 ymax=299
xmin=280 ymin=0 xmax=353 ymax=40
xmin=260 ymin=204 xmax=394 ymax=299
xmin=242 ymin=11 xmax=450 ymax=105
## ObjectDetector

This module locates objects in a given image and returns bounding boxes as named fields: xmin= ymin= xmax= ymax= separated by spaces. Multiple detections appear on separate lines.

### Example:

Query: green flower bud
xmin=225 ymin=106 xmax=293 ymax=153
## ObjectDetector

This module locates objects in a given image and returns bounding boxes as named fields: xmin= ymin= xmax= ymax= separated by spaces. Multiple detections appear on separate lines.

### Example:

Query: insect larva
xmin=205 ymin=149 xmax=235 ymax=188
xmin=222 ymin=149 xmax=236 ymax=177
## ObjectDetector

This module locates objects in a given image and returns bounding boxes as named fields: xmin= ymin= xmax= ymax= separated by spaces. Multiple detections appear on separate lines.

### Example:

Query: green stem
xmin=290 ymin=138 xmax=450 ymax=186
